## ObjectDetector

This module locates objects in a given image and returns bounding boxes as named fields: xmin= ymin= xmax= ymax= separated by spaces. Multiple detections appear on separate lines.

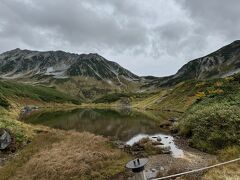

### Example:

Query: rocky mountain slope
xmin=153 ymin=40 xmax=240 ymax=87
xmin=0 ymin=49 xmax=142 ymax=100
xmin=0 ymin=48 xmax=139 ymax=82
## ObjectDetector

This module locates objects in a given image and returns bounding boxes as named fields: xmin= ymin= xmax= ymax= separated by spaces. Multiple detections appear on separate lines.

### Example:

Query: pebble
xmin=151 ymin=168 xmax=156 ymax=172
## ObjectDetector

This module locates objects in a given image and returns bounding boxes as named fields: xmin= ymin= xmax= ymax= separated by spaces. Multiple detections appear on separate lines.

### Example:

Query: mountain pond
xmin=23 ymin=108 xmax=183 ymax=158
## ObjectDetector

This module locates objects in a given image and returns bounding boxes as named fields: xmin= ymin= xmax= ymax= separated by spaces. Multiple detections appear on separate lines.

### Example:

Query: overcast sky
xmin=0 ymin=0 xmax=239 ymax=76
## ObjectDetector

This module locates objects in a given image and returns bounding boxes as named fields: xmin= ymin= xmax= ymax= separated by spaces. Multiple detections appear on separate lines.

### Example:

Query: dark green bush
xmin=93 ymin=93 xmax=130 ymax=103
xmin=178 ymin=102 xmax=240 ymax=153
xmin=0 ymin=94 xmax=10 ymax=108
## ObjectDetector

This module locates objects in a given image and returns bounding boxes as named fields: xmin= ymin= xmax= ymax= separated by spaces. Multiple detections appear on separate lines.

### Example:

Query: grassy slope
xmin=203 ymin=146 xmax=240 ymax=179
xmin=174 ymin=75 xmax=240 ymax=179
xmin=93 ymin=92 xmax=131 ymax=103
xmin=92 ymin=91 xmax=165 ymax=107
xmin=132 ymin=90 xmax=168 ymax=109
xmin=0 ymin=130 xmax=130 ymax=180
xmin=0 ymin=107 xmax=34 ymax=145
xmin=0 ymin=80 xmax=72 ymax=146
xmin=177 ymin=75 xmax=240 ymax=153
xmin=0 ymin=80 xmax=81 ymax=145
xmin=130 ymin=75 xmax=240 ymax=179
xmin=92 ymin=80 xmax=215 ymax=112
xmin=52 ymin=76 xmax=141 ymax=101
xmin=147 ymin=81 xmax=214 ymax=112
xmin=0 ymin=80 xmax=81 ymax=106
xmin=0 ymin=111 xmax=130 ymax=180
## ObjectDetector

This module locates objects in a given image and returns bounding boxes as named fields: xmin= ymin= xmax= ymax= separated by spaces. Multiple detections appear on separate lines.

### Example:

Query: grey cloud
xmin=180 ymin=0 xmax=240 ymax=40
xmin=156 ymin=21 xmax=190 ymax=41
xmin=0 ymin=0 xmax=148 ymax=51
xmin=0 ymin=0 xmax=239 ymax=76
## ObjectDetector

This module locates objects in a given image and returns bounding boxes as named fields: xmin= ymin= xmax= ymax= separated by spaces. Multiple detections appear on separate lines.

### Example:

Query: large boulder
xmin=0 ymin=129 xmax=12 ymax=150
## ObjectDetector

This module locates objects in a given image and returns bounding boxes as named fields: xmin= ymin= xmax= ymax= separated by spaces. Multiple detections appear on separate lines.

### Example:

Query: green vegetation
xmin=132 ymin=90 xmax=167 ymax=110
xmin=0 ymin=94 xmax=10 ymax=108
xmin=146 ymin=80 xmax=209 ymax=112
xmin=93 ymin=91 xmax=157 ymax=104
xmin=0 ymin=80 xmax=81 ymax=105
xmin=0 ymin=108 xmax=33 ymax=145
xmin=0 ymin=80 xmax=82 ymax=146
xmin=177 ymin=74 xmax=240 ymax=153
xmin=93 ymin=93 xmax=130 ymax=103
xmin=178 ymin=103 xmax=240 ymax=153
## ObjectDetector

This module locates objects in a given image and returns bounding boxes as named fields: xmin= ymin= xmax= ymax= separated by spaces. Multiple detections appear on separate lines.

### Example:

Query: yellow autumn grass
xmin=0 ymin=101 xmax=130 ymax=180
xmin=203 ymin=146 xmax=240 ymax=180
xmin=203 ymin=163 xmax=240 ymax=180
xmin=0 ymin=130 xmax=130 ymax=180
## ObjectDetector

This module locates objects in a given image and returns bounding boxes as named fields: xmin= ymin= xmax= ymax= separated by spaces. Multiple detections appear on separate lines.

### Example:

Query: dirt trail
xmin=127 ymin=139 xmax=217 ymax=180
xmin=145 ymin=151 xmax=216 ymax=179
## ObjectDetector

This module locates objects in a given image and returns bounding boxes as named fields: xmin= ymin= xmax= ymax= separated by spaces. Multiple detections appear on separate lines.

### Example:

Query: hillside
xmin=0 ymin=49 xmax=141 ymax=100
xmin=173 ymin=73 xmax=240 ymax=150
xmin=0 ymin=80 xmax=80 ymax=107
xmin=146 ymin=40 xmax=240 ymax=87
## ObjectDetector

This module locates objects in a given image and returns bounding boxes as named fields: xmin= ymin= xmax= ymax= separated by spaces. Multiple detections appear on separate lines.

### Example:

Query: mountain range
xmin=0 ymin=40 xmax=240 ymax=99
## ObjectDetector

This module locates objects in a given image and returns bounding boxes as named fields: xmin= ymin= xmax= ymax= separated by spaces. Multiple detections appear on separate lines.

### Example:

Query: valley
xmin=0 ymin=41 xmax=240 ymax=179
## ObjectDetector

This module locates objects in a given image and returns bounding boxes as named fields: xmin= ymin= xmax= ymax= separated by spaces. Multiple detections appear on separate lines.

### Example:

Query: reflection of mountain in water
xmin=24 ymin=109 xmax=166 ymax=141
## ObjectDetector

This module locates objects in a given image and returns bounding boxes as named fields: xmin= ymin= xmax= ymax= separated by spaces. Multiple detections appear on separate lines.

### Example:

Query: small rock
xmin=162 ymin=150 xmax=171 ymax=154
xmin=157 ymin=136 xmax=162 ymax=142
xmin=151 ymin=168 xmax=156 ymax=172
xmin=169 ymin=117 xmax=178 ymax=122
xmin=118 ymin=145 xmax=125 ymax=149
xmin=0 ymin=129 xmax=12 ymax=150
xmin=152 ymin=141 xmax=163 ymax=146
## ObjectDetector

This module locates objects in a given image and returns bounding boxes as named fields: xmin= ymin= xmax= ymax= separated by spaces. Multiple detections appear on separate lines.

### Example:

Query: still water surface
xmin=24 ymin=108 xmax=183 ymax=157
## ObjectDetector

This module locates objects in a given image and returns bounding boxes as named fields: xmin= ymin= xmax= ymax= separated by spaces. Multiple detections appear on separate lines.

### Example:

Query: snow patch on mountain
xmin=45 ymin=66 xmax=69 ymax=79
